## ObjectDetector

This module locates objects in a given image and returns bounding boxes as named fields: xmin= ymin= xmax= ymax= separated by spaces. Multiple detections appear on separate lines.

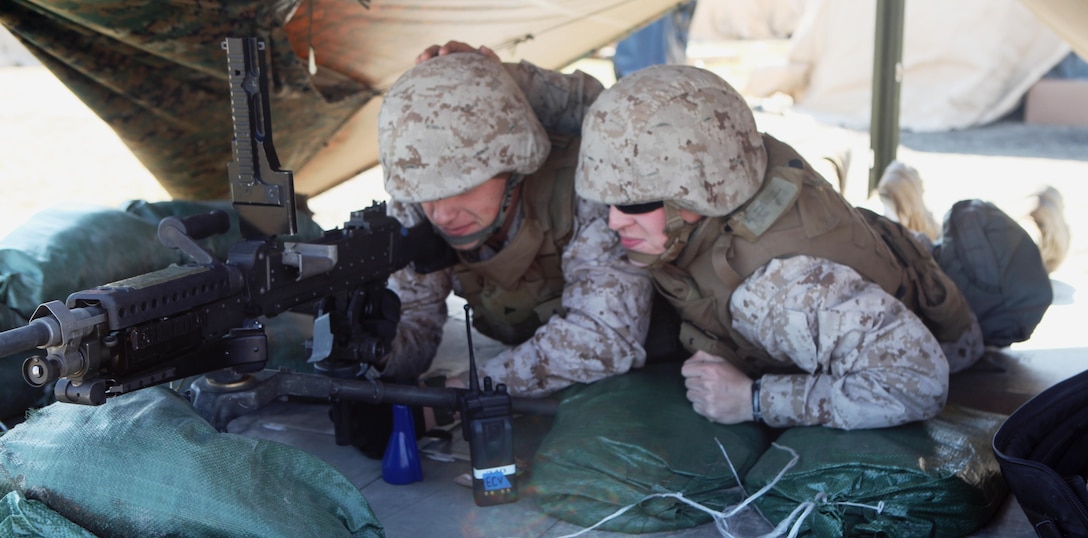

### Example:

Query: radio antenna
xmin=464 ymin=304 xmax=480 ymax=392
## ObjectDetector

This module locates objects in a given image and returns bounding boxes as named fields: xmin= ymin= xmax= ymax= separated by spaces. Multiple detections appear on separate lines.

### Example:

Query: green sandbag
xmin=0 ymin=205 xmax=184 ymax=317
xmin=0 ymin=386 xmax=385 ymax=538
xmin=529 ymin=363 xmax=771 ymax=534
xmin=744 ymin=405 xmax=1008 ymax=537
xmin=0 ymin=491 xmax=96 ymax=538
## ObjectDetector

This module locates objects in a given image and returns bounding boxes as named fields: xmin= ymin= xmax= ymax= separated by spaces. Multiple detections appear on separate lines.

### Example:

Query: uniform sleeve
xmin=731 ymin=255 xmax=949 ymax=430
xmin=478 ymin=198 xmax=653 ymax=397
xmin=503 ymin=61 xmax=604 ymax=135
xmin=380 ymin=200 xmax=454 ymax=381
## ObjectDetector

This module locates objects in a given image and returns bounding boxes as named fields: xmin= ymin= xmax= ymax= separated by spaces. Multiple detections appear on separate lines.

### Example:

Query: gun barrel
xmin=511 ymin=396 xmax=559 ymax=416
xmin=0 ymin=319 xmax=52 ymax=359
xmin=336 ymin=379 xmax=460 ymax=409
xmin=334 ymin=380 xmax=558 ymax=415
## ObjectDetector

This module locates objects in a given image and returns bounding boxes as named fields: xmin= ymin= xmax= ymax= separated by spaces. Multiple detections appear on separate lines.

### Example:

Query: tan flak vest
xmin=651 ymin=134 xmax=976 ymax=375
xmin=453 ymin=134 xmax=579 ymax=345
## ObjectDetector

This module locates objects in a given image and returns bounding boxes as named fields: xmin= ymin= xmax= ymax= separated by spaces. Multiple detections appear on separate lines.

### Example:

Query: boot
xmin=877 ymin=161 xmax=941 ymax=242
xmin=1028 ymin=186 xmax=1070 ymax=273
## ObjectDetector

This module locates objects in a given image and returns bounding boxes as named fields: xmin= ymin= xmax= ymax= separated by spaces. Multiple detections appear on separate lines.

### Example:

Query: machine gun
xmin=1 ymin=37 xmax=456 ymax=406
xmin=0 ymin=37 xmax=549 ymax=505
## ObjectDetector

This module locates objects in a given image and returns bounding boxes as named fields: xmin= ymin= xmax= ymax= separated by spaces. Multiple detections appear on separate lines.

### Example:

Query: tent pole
xmin=869 ymin=0 xmax=905 ymax=195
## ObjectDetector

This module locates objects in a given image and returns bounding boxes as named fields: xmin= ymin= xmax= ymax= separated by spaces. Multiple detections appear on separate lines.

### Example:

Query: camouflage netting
xmin=744 ymin=405 xmax=1009 ymax=537
xmin=0 ymin=0 xmax=369 ymax=200
xmin=0 ymin=386 xmax=385 ymax=537
xmin=0 ymin=200 xmax=325 ymax=422
xmin=528 ymin=362 xmax=771 ymax=534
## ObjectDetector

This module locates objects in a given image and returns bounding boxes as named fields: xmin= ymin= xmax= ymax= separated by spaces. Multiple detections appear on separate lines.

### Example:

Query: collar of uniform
xmin=671 ymin=216 xmax=725 ymax=269
xmin=456 ymin=212 xmax=543 ymax=290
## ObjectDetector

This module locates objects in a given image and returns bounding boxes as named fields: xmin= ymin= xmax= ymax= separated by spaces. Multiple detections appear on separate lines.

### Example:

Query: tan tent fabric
xmin=688 ymin=0 xmax=803 ymax=41
xmin=290 ymin=0 xmax=684 ymax=196
xmin=1020 ymin=0 xmax=1088 ymax=63
xmin=0 ymin=1 xmax=679 ymax=200
xmin=746 ymin=0 xmax=1071 ymax=132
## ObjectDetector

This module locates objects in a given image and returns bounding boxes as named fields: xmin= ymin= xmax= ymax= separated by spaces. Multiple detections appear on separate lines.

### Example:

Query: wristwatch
xmin=751 ymin=378 xmax=763 ymax=424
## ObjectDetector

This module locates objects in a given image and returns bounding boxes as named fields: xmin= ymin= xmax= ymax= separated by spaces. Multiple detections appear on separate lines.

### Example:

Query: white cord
xmin=559 ymin=441 xmax=889 ymax=538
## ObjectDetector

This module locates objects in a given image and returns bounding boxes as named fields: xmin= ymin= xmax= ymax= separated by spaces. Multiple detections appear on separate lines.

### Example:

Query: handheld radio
xmin=459 ymin=304 xmax=517 ymax=506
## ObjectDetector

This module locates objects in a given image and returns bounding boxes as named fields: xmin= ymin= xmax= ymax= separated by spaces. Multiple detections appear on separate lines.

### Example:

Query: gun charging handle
xmin=158 ymin=210 xmax=231 ymax=265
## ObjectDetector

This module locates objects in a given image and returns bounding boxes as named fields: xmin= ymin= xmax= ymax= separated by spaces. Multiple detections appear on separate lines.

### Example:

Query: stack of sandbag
xmin=529 ymin=362 xmax=1009 ymax=536
xmin=0 ymin=386 xmax=384 ymax=537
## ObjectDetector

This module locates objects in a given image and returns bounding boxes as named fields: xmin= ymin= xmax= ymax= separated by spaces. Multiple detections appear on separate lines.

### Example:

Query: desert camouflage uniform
xmin=719 ymin=256 xmax=970 ymax=429
xmin=380 ymin=60 xmax=652 ymax=397
xmin=647 ymin=167 xmax=984 ymax=429
xmin=576 ymin=65 xmax=984 ymax=429
xmin=385 ymin=198 xmax=651 ymax=397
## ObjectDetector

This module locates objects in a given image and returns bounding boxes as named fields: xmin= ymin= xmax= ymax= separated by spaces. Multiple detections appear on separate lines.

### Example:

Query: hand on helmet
xmin=416 ymin=41 xmax=500 ymax=64
xmin=681 ymin=350 xmax=754 ymax=424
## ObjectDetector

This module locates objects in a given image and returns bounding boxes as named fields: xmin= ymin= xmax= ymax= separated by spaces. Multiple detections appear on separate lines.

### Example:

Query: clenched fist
xmin=680 ymin=350 xmax=754 ymax=424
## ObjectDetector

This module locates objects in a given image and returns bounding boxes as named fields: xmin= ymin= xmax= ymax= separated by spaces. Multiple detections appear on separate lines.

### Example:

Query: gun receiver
xmin=4 ymin=202 xmax=453 ymax=405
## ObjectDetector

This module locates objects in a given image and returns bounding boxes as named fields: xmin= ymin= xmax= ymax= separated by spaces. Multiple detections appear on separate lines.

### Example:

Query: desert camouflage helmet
xmin=576 ymin=65 xmax=767 ymax=217
xmin=378 ymin=53 xmax=550 ymax=203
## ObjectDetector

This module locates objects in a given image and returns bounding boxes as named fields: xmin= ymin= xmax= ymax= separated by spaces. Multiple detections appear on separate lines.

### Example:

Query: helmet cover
xmin=379 ymin=53 xmax=550 ymax=202
xmin=577 ymin=65 xmax=767 ymax=216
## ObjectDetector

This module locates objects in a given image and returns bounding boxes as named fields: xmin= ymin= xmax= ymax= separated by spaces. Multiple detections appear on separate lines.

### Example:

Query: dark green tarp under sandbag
xmin=0 ymin=1 xmax=368 ymax=201
xmin=0 ymin=200 xmax=325 ymax=420
xmin=0 ymin=491 xmax=96 ymax=538
xmin=743 ymin=405 xmax=1009 ymax=537
xmin=528 ymin=362 xmax=771 ymax=534
xmin=0 ymin=386 xmax=385 ymax=538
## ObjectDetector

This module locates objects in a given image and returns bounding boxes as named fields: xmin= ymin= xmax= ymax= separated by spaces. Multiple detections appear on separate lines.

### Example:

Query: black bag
xmin=993 ymin=368 xmax=1088 ymax=537
xmin=934 ymin=199 xmax=1052 ymax=347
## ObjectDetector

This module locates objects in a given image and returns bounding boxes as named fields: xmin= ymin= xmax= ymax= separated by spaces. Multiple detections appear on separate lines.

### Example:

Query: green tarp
xmin=529 ymin=364 xmax=1008 ymax=536
xmin=529 ymin=362 xmax=771 ymax=534
xmin=745 ymin=405 xmax=1009 ymax=537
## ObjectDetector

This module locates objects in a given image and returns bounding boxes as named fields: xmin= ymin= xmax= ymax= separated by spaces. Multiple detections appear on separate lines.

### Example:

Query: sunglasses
xmin=614 ymin=201 xmax=664 ymax=214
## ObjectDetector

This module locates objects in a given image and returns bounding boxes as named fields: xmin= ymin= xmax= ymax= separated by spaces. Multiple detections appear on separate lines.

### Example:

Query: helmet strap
xmin=625 ymin=203 xmax=697 ymax=268
xmin=439 ymin=173 xmax=523 ymax=248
